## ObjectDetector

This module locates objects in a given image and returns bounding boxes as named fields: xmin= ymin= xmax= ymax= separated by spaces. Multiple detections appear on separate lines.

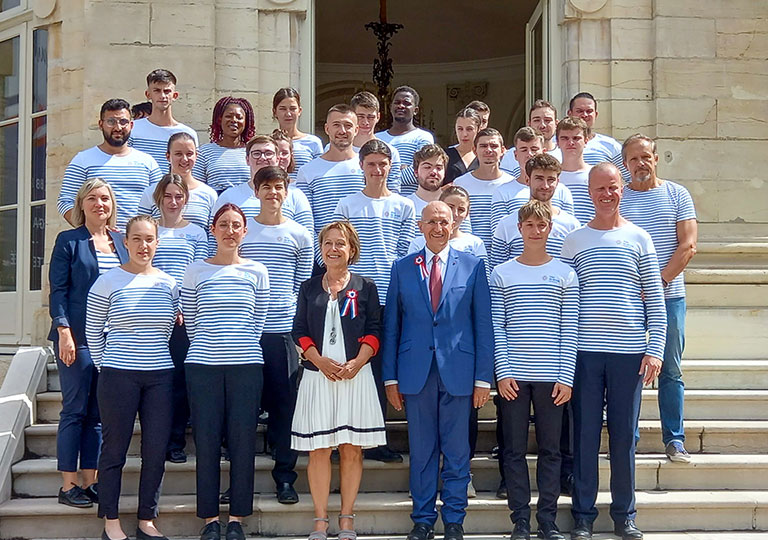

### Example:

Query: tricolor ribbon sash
xmin=415 ymin=255 xmax=428 ymax=279
xmin=341 ymin=289 xmax=358 ymax=319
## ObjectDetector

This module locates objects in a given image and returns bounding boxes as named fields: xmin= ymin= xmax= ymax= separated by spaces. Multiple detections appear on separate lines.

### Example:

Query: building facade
xmin=0 ymin=0 xmax=765 ymax=350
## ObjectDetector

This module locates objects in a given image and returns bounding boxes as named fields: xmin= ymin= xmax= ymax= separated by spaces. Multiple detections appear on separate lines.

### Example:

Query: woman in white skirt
xmin=292 ymin=221 xmax=386 ymax=540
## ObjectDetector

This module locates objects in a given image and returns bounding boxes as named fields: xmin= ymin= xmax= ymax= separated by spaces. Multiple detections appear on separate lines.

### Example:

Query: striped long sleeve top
xmin=490 ymin=210 xmax=581 ymax=269
xmin=152 ymin=224 xmax=209 ymax=285
xmin=290 ymin=134 xmax=324 ymax=180
xmin=560 ymin=223 xmax=667 ymax=359
xmin=453 ymin=171 xmax=515 ymax=253
xmin=138 ymin=182 xmax=218 ymax=231
xmin=239 ymin=218 xmax=314 ymax=333
xmin=558 ymin=169 xmax=594 ymax=225
xmin=375 ymin=128 xmax=434 ymax=196
xmin=490 ymin=258 xmax=579 ymax=386
xmin=127 ymin=118 xmax=199 ymax=171
xmin=490 ymin=180 xmax=574 ymax=234
xmin=333 ymin=192 xmax=417 ymax=303
xmin=85 ymin=268 xmax=178 ymax=371
xmin=181 ymin=260 xmax=270 ymax=365
xmin=584 ymin=132 xmax=630 ymax=182
xmin=192 ymin=143 xmax=250 ymax=192
xmin=59 ymin=146 xmax=163 ymax=230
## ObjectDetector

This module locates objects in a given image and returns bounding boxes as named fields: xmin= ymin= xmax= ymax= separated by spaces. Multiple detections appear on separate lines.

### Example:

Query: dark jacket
xmin=48 ymin=226 xmax=128 ymax=345
xmin=292 ymin=272 xmax=382 ymax=371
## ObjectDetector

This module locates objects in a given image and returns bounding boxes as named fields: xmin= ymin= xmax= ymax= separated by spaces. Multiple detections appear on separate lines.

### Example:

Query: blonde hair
xmin=125 ymin=214 xmax=159 ymax=235
xmin=318 ymin=221 xmax=361 ymax=265
xmin=152 ymin=173 xmax=189 ymax=211
xmin=517 ymin=199 xmax=553 ymax=224
xmin=71 ymin=178 xmax=117 ymax=228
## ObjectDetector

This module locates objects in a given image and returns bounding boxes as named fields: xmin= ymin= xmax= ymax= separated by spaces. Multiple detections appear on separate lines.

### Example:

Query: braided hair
xmin=209 ymin=96 xmax=256 ymax=145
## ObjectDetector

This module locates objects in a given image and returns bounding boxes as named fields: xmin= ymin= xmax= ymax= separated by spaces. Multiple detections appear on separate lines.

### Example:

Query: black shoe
xmin=491 ymin=445 xmax=501 ymax=459
xmin=613 ymin=519 xmax=643 ymax=539
xmin=200 ymin=520 xmax=221 ymax=540
xmin=364 ymin=445 xmax=403 ymax=463
xmin=496 ymin=480 xmax=508 ymax=500
xmin=83 ymin=482 xmax=99 ymax=503
xmin=167 ymin=449 xmax=187 ymax=463
xmin=225 ymin=521 xmax=245 ymax=540
xmin=102 ymin=530 xmax=128 ymax=540
xmin=276 ymin=482 xmax=299 ymax=504
xmin=537 ymin=521 xmax=565 ymax=540
xmin=136 ymin=527 xmax=169 ymax=540
xmin=219 ymin=487 xmax=230 ymax=504
xmin=512 ymin=518 xmax=531 ymax=540
xmin=560 ymin=473 xmax=574 ymax=496
xmin=58 ymin=485 xmax=93 ymax=508
xmin=406 ymin=522 xmax=435 ymax=540
xmin=570 ymin=519 xmax=593 ymax=540
xmin=444 ymin=522 xmax=464 ymax=540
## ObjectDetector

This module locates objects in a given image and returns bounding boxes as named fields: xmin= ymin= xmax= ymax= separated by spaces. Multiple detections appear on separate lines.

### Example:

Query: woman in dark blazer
xmin=291 ymin=221 xmax=386 ymax=540
xmin=48 ymin=178 xmax=128 ymax=508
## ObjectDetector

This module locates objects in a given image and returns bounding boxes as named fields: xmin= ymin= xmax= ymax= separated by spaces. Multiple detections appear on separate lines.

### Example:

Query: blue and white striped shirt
xmin=290 ymin=134 xmax=324 ymax=180
xmin=59 ymin=146 xmax=163 ymax=230
xmin=295 ymin=156 xmax=365 ymax=237
xmin=584 ymin=132 xmax=629 ymax=181
xmin=490 ymin=210 xmax=581 ymax=269
xmin=127 ymin=118 xmax=199 ymax=171
xmin=96 ymin=251 xmax=121 ymax=275
xmin=375 ymin=128 xmax=434 ymax=196
xmin=333 ymin=192 xmax=417 ymax=303
xmin=559 ymin=169 xmax=594 ymax=225
xmin=85 ymin=268 xmax=178 ymax=371
xmin=560 ymin=223 xmax=667 ymax=358
xmin=325 ymin=141 xmax=404 ymax=193
xmin=620 ymin=180 xmax=697 ymax=299
xmin=138 ymin=182 xmax=218 ymax=231
xmin=192 ymin=143 xmax=250 ymax=192
xmin=239 ymin=219 xmax=313 ymax=333
xmin=181 ymin=260 xmax=270 ymax=366
xmin=491 ymin=258 xmax=579 ymax=385
xmin=499 ymin=146 xmax=563 ymax=178
xmin=153 ymin=224 xmax=209 ymax=285
xmin=490 ymin=180 xmax=574 ymax=233
xmin=212 ymin=182 xmax=314 ymax=234
xmin=453 ymin=171 xmax=515 ymax=253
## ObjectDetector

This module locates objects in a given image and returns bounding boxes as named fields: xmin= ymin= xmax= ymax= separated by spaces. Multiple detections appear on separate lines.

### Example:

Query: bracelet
xmin=661 ymin=277 xmax=669 ymax=288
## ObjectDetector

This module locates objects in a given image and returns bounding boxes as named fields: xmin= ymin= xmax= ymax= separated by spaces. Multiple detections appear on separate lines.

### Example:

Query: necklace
xmin=328 ymin=296 xmax=339 ymax=346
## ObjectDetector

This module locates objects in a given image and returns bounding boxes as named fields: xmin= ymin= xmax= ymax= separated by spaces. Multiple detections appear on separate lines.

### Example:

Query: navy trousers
xmin=404 ymin=361 xmax=471 ymax=527
xmin=571 ymin=351 xmax=644 ymax=524
xmin=167 ymin=323 xmax=190 ymax=453
xmin=55 ymin=343 xmax=101 ymax=472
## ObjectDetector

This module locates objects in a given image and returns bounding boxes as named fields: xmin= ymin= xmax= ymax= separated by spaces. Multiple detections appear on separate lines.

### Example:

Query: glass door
xmin=525 ymin=0 xmax=548 ymax=111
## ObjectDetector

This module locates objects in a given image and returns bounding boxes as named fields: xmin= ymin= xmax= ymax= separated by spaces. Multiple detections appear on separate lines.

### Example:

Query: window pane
xmin=533 ymin=18 xmax=543 ymax=103
xmin=1 ymin=0 xmax=21 ymax=12
xmin=30 ymin=205 xmax=44 ymax=291
xmin=0 ymin=122 xmax=18 ymax=205
xmin=0 ymin=36 xmax=20 ymax=121
xmin=31 ymin=116 xmax=45 ymax=201
xmin=0 ymin=208 xmax=16 ymax=292
xmin=33 ymin=29 xmax=48 ymax=113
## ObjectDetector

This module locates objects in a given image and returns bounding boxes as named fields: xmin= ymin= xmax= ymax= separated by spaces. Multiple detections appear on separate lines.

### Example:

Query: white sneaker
xmin=666 ymin=441 xmax=692 ymax=463
xmin=467 ymin=474 xmax=477 ymax=498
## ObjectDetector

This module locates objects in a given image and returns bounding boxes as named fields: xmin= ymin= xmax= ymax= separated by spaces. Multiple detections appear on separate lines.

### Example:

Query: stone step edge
xmin=686 ymin=268 xmax=768 ymax=284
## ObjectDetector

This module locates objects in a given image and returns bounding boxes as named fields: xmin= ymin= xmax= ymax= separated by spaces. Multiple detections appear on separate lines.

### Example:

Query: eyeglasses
xmin=103 ymin=118 xmax=131 ymax=127
xmin=250 ymin=150 xmax=275 ymax=159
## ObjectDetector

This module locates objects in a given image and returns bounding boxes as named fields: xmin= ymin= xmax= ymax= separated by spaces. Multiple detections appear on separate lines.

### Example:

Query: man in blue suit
xmin=383 ymin=200 xmax=494 ymax=540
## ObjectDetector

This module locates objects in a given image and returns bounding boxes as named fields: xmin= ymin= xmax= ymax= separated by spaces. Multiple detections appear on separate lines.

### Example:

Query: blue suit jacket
xmin=382 ymin=247 xmax=494 ymax=396
xmin=48 ymin=226 xmax=128 ymax=345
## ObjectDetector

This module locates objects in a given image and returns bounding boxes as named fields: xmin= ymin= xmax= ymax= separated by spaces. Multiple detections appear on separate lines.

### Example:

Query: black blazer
xmin=292 ymin=272 xmax=382 ymax=371
xmin=48 ymin=226 xmax=129 ymax=345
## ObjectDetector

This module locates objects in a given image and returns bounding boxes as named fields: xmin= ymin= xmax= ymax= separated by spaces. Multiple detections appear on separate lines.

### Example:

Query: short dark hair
xmin=529 ymin=99 xmax=557 ymax=120
xmin=465 ymin=100 xmax=490 ymax=114
xmin=513 ymin=126 xmax=543 ymax=146
xmin=556 ymin=116 xmax=591 ymax=140
xmin=393 ymin=85 xmax=420 ymax=106
xmin=327 ymin=103 xmax=355 ymax=119
xmin=359 ymin=139 xmax=392 ymax=163
xmin=100 ymin=98 xmax=131 ymax=119
xmin=474 ymin=127 xmax=504 ymax=147
xmin=413 ymin=143 xmax=448 ymax=170
xmin=146 ymin=69 xmax=177 ymax=86
xmin=131 ymin=101 xmax=152 ymax=119
xmin=272 ymin=87 xmax=301 ymax=111
xmin=245 ymin=135 xmax=277 ymax=155
xmin=569 ymin=91 xmax=597 ymax=112
xmin=350 ymin=91 xmax=380 ymax=112
xmin=525 ymin=153 xmax=562 ymax=179
xmin=518 ymin=199 xmax=552 ymax=224
xmin=253 ymin=166 xmax=289 ymax=192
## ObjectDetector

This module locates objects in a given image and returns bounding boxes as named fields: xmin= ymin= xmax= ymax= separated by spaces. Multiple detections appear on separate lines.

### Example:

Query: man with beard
xmin=408 ymin=144 xmax=449 ymax=216
xmin=500 ymin=100 xmax=561 ymax=178
xmin=58 ymin=99 xmax=163 ymax=230
xmin=376 ymin=86 xmax=435 ymax=196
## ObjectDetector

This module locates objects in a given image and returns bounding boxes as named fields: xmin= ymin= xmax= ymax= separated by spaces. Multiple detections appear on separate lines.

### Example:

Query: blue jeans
xmin=659 ymin=296 xmax=686 ymax=445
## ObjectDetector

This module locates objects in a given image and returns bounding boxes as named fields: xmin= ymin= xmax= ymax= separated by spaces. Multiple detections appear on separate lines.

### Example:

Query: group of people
xmin=49 ymin=67 xmax=697 ymax=540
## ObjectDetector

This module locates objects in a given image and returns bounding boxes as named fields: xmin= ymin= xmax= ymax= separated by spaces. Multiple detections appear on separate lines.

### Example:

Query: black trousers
xmin=499 ymin=381 xmax=563 ymax=524
xmin=97 ymin=367 xmax=173 ymax=520
xmin=494 ymin=394 xmax=507 ymax=485
xmin=260 ymin=332 xmax=299 ymax=486
xmin=187 ymin=363 xmax=263 ymax=519
xmin=167 ymin=323 xmax=190 ymax=453
xmin=560 ymin=401 xmax=574 ymax=482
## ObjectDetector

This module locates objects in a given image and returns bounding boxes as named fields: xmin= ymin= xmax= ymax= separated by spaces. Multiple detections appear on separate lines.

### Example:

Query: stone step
xmin=12 ymin=453 xmax=768 ymax=499
xmin=689 ymin=241 xmax=768 ymax=269
xmin=684 ymin=308 xmax=768 ymax=359
xmin=685 ymin=283 xmax=768 ymax=307
xmin=23 ymin=419 xmax=768 ymax=458
xmin=1 ymin=491 xmax=767 ymax=538
xmin=678 ymin=360 xmax=768 ymax=390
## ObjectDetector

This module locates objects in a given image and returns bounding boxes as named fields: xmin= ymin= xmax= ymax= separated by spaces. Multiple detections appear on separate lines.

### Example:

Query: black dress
xmin=445 ymin=145 xmax=479 ymax=185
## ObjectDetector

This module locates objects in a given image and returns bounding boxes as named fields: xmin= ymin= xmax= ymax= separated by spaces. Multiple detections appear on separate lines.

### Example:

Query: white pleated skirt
xmin=291 ymin=363 xmax=386 ymax=451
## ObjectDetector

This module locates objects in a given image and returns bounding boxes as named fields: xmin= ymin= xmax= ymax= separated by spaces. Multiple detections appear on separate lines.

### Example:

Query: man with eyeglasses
xmin=58 ymin=98 xmax=163 ymax=230
xmin=383 ymin=200 xmax=493 ymax=540
xmin=212 ymin=135 xmax=313 ymax=236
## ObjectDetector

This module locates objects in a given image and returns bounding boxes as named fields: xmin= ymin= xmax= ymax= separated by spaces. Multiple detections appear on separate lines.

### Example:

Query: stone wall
xmin=561 ymin=0 xmax=768 ymax=225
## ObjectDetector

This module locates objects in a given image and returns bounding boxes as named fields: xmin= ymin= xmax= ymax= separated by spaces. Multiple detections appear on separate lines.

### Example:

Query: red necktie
xmin=430 ymin=255 xmax=442 ymax=313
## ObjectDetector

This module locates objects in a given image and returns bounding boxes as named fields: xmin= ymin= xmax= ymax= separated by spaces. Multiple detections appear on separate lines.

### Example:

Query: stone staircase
xmin=0 ymin=238 xmax=767 ymax=538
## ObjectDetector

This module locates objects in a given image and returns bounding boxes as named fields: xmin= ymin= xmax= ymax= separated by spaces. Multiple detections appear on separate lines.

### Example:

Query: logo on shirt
xmin=542 ymin=275 xmax=562 ymax=285
xmin=384 ymin=210 xmax=401 ymax=219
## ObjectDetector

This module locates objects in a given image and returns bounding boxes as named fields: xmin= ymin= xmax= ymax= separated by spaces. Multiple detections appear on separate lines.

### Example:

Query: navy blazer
xmin=48 ymin=226 xmax=128 ymax=345
xmin=381 ymin=247 xmax=494 ymax=397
